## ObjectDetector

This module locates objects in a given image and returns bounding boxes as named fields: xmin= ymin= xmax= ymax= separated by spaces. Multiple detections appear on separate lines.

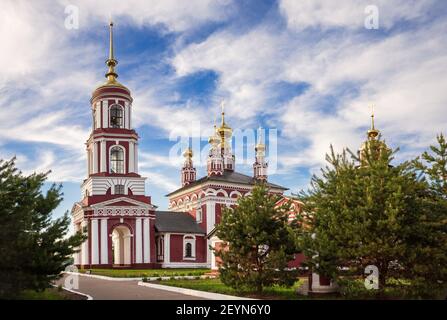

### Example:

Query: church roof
xmin=155 ymin=211 xmax=205 ymax=234
xmin=166 ymin=170 xmax=288 ymax=197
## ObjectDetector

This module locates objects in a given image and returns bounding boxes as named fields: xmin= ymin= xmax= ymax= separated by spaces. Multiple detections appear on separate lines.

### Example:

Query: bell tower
xmin=72 ymin=22 xmax=156 ymax=269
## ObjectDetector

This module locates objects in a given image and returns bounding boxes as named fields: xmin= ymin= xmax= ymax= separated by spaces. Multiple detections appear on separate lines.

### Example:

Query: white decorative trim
xmin=183 ymin=235 xmax=196 ymax=260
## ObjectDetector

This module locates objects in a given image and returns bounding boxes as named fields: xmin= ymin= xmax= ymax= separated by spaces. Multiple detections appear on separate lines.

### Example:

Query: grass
xmin=155 ymin=277 xmax=308 ymax=300
xmin=18 ymin=287 xmax=86 ymax=300
xmin=79 ymin=268 xmax=210 ymax=278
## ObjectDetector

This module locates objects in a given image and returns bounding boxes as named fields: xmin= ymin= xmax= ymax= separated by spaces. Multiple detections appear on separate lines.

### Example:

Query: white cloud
xmin=172 ymin=3 xmax=447 ymax=174
xmin=60 ymin=0 xmax=234 ymax=32
xmin=278 ymin=0 xmax=434 ymax=30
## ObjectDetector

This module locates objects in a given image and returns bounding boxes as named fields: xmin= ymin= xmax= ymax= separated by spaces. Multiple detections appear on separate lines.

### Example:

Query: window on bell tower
xmin=110 ymin=146 xmax=124 ymax=174
xmin=110 ymin=104 xmax=123 ymax=128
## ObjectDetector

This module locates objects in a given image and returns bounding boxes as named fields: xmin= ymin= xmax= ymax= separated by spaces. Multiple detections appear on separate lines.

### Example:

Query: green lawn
xmin=79 ymin=268 xmax=210 ymax=278
xmin=155 ymin=278 xmax=307 ymax=300
xmin=19 ymin=287 xmax=85 ymax=300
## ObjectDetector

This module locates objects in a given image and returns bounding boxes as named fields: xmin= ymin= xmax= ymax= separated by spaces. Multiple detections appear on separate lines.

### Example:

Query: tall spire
xmin=367 ymin=105 xmax=379 ymax=139
xmin=105 ymin=21 xmax=119 ymax=84
xmin=220 ymin=100 xmax=226 ymax=126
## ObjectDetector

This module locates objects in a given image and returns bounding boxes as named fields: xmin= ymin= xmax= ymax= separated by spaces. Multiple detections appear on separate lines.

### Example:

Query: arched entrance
xmin=111 ymin=225 xmax=132 ymax=266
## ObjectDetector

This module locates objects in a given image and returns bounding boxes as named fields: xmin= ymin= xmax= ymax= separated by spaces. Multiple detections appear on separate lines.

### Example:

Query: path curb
xmin=52 ymin=284 xmax=93 ymax=300
xmin=138 ymin=281 xmax=256 ymax=300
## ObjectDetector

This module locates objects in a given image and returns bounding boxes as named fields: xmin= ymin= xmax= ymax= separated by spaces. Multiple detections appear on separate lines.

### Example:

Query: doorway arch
xmin=111 ymin=225 xmax=132 ymax=265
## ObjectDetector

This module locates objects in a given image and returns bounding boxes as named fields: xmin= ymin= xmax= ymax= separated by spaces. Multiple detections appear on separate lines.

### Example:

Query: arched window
xmin=183 ymin=235 xmax=195 ymax=259
xmin=110 ymin=146 xmax=124 ymax=174
xmin=185 ymin=243 xmax=192 ymax=258
xmin=110 ymin=105 xmax=123 ymax=128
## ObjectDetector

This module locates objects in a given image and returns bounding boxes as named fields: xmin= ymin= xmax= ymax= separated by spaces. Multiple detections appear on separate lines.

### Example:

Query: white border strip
xmin=52 ymin=284 xmax=93 ymax=300
xmin=138 ymin=281 xmax=256 ymax=300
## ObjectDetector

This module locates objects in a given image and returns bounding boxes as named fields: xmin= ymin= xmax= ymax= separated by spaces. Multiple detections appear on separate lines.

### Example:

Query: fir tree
xmin=214 ymin=184 xmax=298 ymax=293
xmin=298 ymin=137 xmax=447 ymax=298
xmin=0 ymin=158 xmax=86 ymax=298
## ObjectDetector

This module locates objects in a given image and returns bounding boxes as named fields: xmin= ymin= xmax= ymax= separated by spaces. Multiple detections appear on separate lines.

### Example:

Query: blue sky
xmin=1 ymin=0 xmax=447 ymax=220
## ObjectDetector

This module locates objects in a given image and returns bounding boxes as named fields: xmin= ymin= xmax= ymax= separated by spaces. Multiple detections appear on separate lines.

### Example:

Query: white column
xmin=100 ymin=219 xmax=108 ymax=264
xmin=81 ymin=221 xmax=89 ymax=266
xmin=164 ymin=233 xmax=170 ymax=264
xmin=73 ymin=224 xmax=81 ymax=265
xmin=206 ymin=201 xmax=216 ymax=267
xmin=124 ymin=235 xmax=131 ymax=265
xmin=129 ymin=142 xmax=135 ymax=173
xmin=92 ymin=142 xmax=98 ymax=174
xmin=95 ymin=102 xmax=101 ymax=128
xmin=206 ymin=201 xmax=215 ymax=234
xmin=124 ymin=102 xmax=130 ymax=129
xmin=135 ymin=218 xmax=142 ymax=263
xmin=102 ymin=100 xmax=108 ymax=128
xmin=91 ymin=219 xmax=99 ymax=265
xmin=134 ymin=143 xmax=138 ymax=173
xmin=100 ymin=140 xmax=106 ymax=173
xmin=128 ymin=104 xmax=132 ymax=129
xmin=143 ymin=218 xmax=150 ymax=263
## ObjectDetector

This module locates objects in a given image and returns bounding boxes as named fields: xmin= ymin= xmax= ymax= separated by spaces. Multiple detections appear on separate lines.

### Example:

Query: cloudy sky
xmin=1 ymin=0 xmax=446 ymax=218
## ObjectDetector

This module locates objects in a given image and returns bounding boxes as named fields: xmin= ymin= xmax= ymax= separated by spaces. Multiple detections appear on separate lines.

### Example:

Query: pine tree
xmin=298 ymin=138 xmax=447 ymax=298
xmin=0 ymin=158 xmax=86 ymax=298
xmin=409 ymin=133 xmax=447 ymax=295
xmin=414 ymin=133 xmax=447 ymax=198
xmin=214 ymin=184 xmax=298 ymax=293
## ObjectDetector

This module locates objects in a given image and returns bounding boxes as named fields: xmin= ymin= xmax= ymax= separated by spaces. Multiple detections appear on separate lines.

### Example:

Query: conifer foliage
xmin=214 ymin=184 xmax=298 ymax=293
xmin=297 ymin=136 xmax=447 ymax=297
xmin=0 ymin=158 xmax=86 ymax=298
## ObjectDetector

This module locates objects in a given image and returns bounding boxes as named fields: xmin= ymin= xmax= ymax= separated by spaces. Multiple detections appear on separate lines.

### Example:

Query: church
xmin=71 ymin=22 xmax=303 ymax=269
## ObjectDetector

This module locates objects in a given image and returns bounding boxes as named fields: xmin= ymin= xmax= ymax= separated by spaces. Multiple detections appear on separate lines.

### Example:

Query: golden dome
xmin=183 ymin=148 xmax=193 ymax=158
xmin=208 ymin=126 xmax=221 ymax=145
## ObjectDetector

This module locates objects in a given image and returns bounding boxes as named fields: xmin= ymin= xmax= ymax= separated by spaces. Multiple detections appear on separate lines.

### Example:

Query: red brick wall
xmin=169 ymin=234 xmax=206 ymax=263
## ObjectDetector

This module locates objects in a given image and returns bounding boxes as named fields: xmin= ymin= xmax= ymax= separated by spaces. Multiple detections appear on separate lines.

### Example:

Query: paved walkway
xmin=56 ymin=274 xmax=206 ymax=300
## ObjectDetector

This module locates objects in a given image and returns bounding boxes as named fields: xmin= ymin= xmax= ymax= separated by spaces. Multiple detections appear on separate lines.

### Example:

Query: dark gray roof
xmin=155 ymin=211 xmax=205 ymax=234
xmin=166 ymin=170 xmax=287 ymax=196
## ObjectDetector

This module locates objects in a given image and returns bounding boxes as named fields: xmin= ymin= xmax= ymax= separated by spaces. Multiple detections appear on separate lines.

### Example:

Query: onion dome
xmin=208 ymin=125 xmax=221 ymax=145
xmin=183 ymin=147 xmax=193 ymax=159
xmin=216 ymin=101 xmax=233 ymax=146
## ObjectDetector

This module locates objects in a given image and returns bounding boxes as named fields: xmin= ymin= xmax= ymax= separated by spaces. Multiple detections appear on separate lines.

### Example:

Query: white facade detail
xmin=163 ymin=233 xmax=171 ymax=264
xmin=81 ymin=176 xmax=146 ymax=197
xmin=143 ymin=218 xmax=150 ymax=263
xmin=135 ymin=218 xmax=142 ymax=263
xmin=100 ymin=218 xmax=108 ymax=264
xmin=91 ymin=219 xmax=99 ymax=264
